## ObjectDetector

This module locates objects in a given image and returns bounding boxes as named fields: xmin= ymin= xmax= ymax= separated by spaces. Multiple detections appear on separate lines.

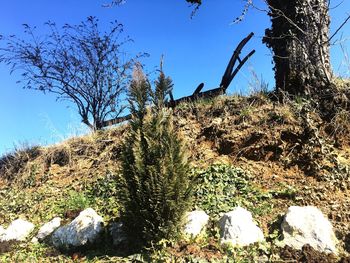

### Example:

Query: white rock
xmin=0 ymin=225 xmax=5 ymax=236
xmin=51 ymin=208 xmax=103 ymax=250
xmin=31 ymin=237 xmax=39 ymax=244
xmin=109 ymin=222 xmax=127 ymax=246
xmin=184 ymin=210 xmax=209 ymax=237
xmin=219 ymin=207 xmax=264 ymax=246
xmin=0 ymin=219 xmax=35 ymax=242
xmin=36 ymin=217 xmax=61 ymax=241
xmin=281 ymin=206 xmax=337 ymax=254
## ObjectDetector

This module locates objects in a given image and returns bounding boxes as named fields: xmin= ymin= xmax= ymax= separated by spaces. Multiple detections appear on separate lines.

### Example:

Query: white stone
xmin=51 ymin=208 xmax=103 ymax=250
xmin=219 ymin=207 xmax=264 ymax=246
xmin=0 ymin=219 xmax=35 ymax=242
xmin=36 ymin=217 xmax=61 ymax=241
xmin=0 ymin=226 xmax=5 ymax=236
xmin=281 ymin=206 xmax=337 ymax=254
xmin=184 ymin=210 xmax=209 ymax=237
xmin=109 ymin=222 xmax=127 ymax=246
xmin=31 ymin=237 xmax=39 ymax=244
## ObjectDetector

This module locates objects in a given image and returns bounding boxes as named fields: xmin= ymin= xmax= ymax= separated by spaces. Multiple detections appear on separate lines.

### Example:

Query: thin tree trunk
xmin=263 ymin=0 xmax=332 ymax=97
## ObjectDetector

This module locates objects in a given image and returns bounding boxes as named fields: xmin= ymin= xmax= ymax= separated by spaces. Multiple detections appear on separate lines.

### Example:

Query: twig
xmin=328 ymin=13 xmax=350 ymax=43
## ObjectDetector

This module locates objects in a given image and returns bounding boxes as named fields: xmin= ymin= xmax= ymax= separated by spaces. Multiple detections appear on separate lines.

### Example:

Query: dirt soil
xmin=280 ymin=245 xmax=341 ymax=263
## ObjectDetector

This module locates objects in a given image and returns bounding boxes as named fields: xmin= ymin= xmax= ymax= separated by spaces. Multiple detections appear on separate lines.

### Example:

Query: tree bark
xmin=263 ymin=0 xmax=332 ymax=97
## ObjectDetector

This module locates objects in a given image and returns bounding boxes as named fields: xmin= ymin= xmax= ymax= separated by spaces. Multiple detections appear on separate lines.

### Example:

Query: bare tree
xmin=185 ymin=0 xmax=350 ymax=100
xmin=0 ymin=16 xmax=143 ymax=130
xmin=263 ymin=0 xmax=332 ymax=97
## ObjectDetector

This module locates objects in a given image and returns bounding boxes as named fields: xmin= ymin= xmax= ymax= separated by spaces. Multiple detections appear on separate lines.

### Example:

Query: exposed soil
xmin=280 ymin=245 xmax=350 ymax=263
xmin=64 ymin=209 xmax=82 ymax=221
xmin=169 ymin=239 xmax=223 ymax=262
xmin=0 ymin=240 xmax=19 ymax=254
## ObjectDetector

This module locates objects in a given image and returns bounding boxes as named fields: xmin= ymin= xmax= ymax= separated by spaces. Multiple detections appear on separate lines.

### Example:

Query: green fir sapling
xmin=119 ymin=62 xmax=193 ymax=250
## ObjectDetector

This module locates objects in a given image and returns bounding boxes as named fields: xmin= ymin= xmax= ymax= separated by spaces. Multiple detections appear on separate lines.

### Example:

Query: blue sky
xmin=0 ymin=0 xmax=349 ymax=155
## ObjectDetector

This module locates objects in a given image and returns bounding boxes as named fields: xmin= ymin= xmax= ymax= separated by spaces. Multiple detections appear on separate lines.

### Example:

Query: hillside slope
xmin=0 ymin=94 xmax=350 ymax=262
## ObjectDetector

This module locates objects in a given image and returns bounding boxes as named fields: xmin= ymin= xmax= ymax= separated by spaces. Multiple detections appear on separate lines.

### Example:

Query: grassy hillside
xmin=0 ymin=93 xmax=350 ymax=262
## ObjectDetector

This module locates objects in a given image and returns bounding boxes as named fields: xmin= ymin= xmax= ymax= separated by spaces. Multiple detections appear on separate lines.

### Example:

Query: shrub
xmin=118 ymin=64 xmax=193 ymax=249
xmin=193 ymin=164 xmax=272 ymax=219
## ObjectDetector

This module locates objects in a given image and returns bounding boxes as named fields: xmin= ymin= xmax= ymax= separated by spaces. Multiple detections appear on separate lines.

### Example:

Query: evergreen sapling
xmin=119 ymin=64 xmax=193 ymax=249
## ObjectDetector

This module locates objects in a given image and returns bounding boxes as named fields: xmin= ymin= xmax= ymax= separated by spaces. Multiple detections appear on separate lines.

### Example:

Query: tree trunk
xmin=263 ymin=0 xmax=332 ymax=97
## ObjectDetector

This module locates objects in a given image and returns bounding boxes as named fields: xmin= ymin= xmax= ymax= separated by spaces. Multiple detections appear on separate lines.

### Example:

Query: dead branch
xmin=102 ymin=32 xmax=255 ymax=127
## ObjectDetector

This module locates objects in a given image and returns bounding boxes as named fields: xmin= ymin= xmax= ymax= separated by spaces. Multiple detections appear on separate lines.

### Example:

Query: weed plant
xmin=192 ymin=164 xmax=272 ymax=220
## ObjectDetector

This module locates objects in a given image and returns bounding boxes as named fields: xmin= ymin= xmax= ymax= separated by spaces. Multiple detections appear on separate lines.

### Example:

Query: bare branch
xmin=328 ymin=13 xmax=350 ymax=43
xmin=0 ymin=17 xmax=143 ymax=130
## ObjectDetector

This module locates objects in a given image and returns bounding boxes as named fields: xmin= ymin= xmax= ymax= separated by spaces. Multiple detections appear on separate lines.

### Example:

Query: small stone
xmin=36 ymin=217 xmax=61 ymax=241
xmin=212 ymin=118 xmax=223 ymax=126
xmin=219 ymin=207 xmax=264 ymax=247
xmin=109 ymin=222 xmax=127 ymax=246
xmin=184 ymin=210 xmax=209 ymax=237
xmin=257 ymin=255 xmax=269 ymax=263
xmin=31 ymin=237 xmax=39 ymax=244
xmin=281 ymin=206 xmax=338 ymax=254
xmin=0 ymin=219 xmax=35 ymax=242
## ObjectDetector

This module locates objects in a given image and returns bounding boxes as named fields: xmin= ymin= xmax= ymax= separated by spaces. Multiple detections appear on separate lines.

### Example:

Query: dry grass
xmin=0 ymin=124 xmax=127 ymax=187
xmin=0 ymin=94 xmax=348 ymax=187
xmin=0 ymin=144 xmax=42 ymax=183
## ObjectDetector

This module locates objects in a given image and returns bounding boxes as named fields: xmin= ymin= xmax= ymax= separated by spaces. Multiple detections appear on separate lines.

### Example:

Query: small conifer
xmin=119 ymin=63 xmax=193 ymax=249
